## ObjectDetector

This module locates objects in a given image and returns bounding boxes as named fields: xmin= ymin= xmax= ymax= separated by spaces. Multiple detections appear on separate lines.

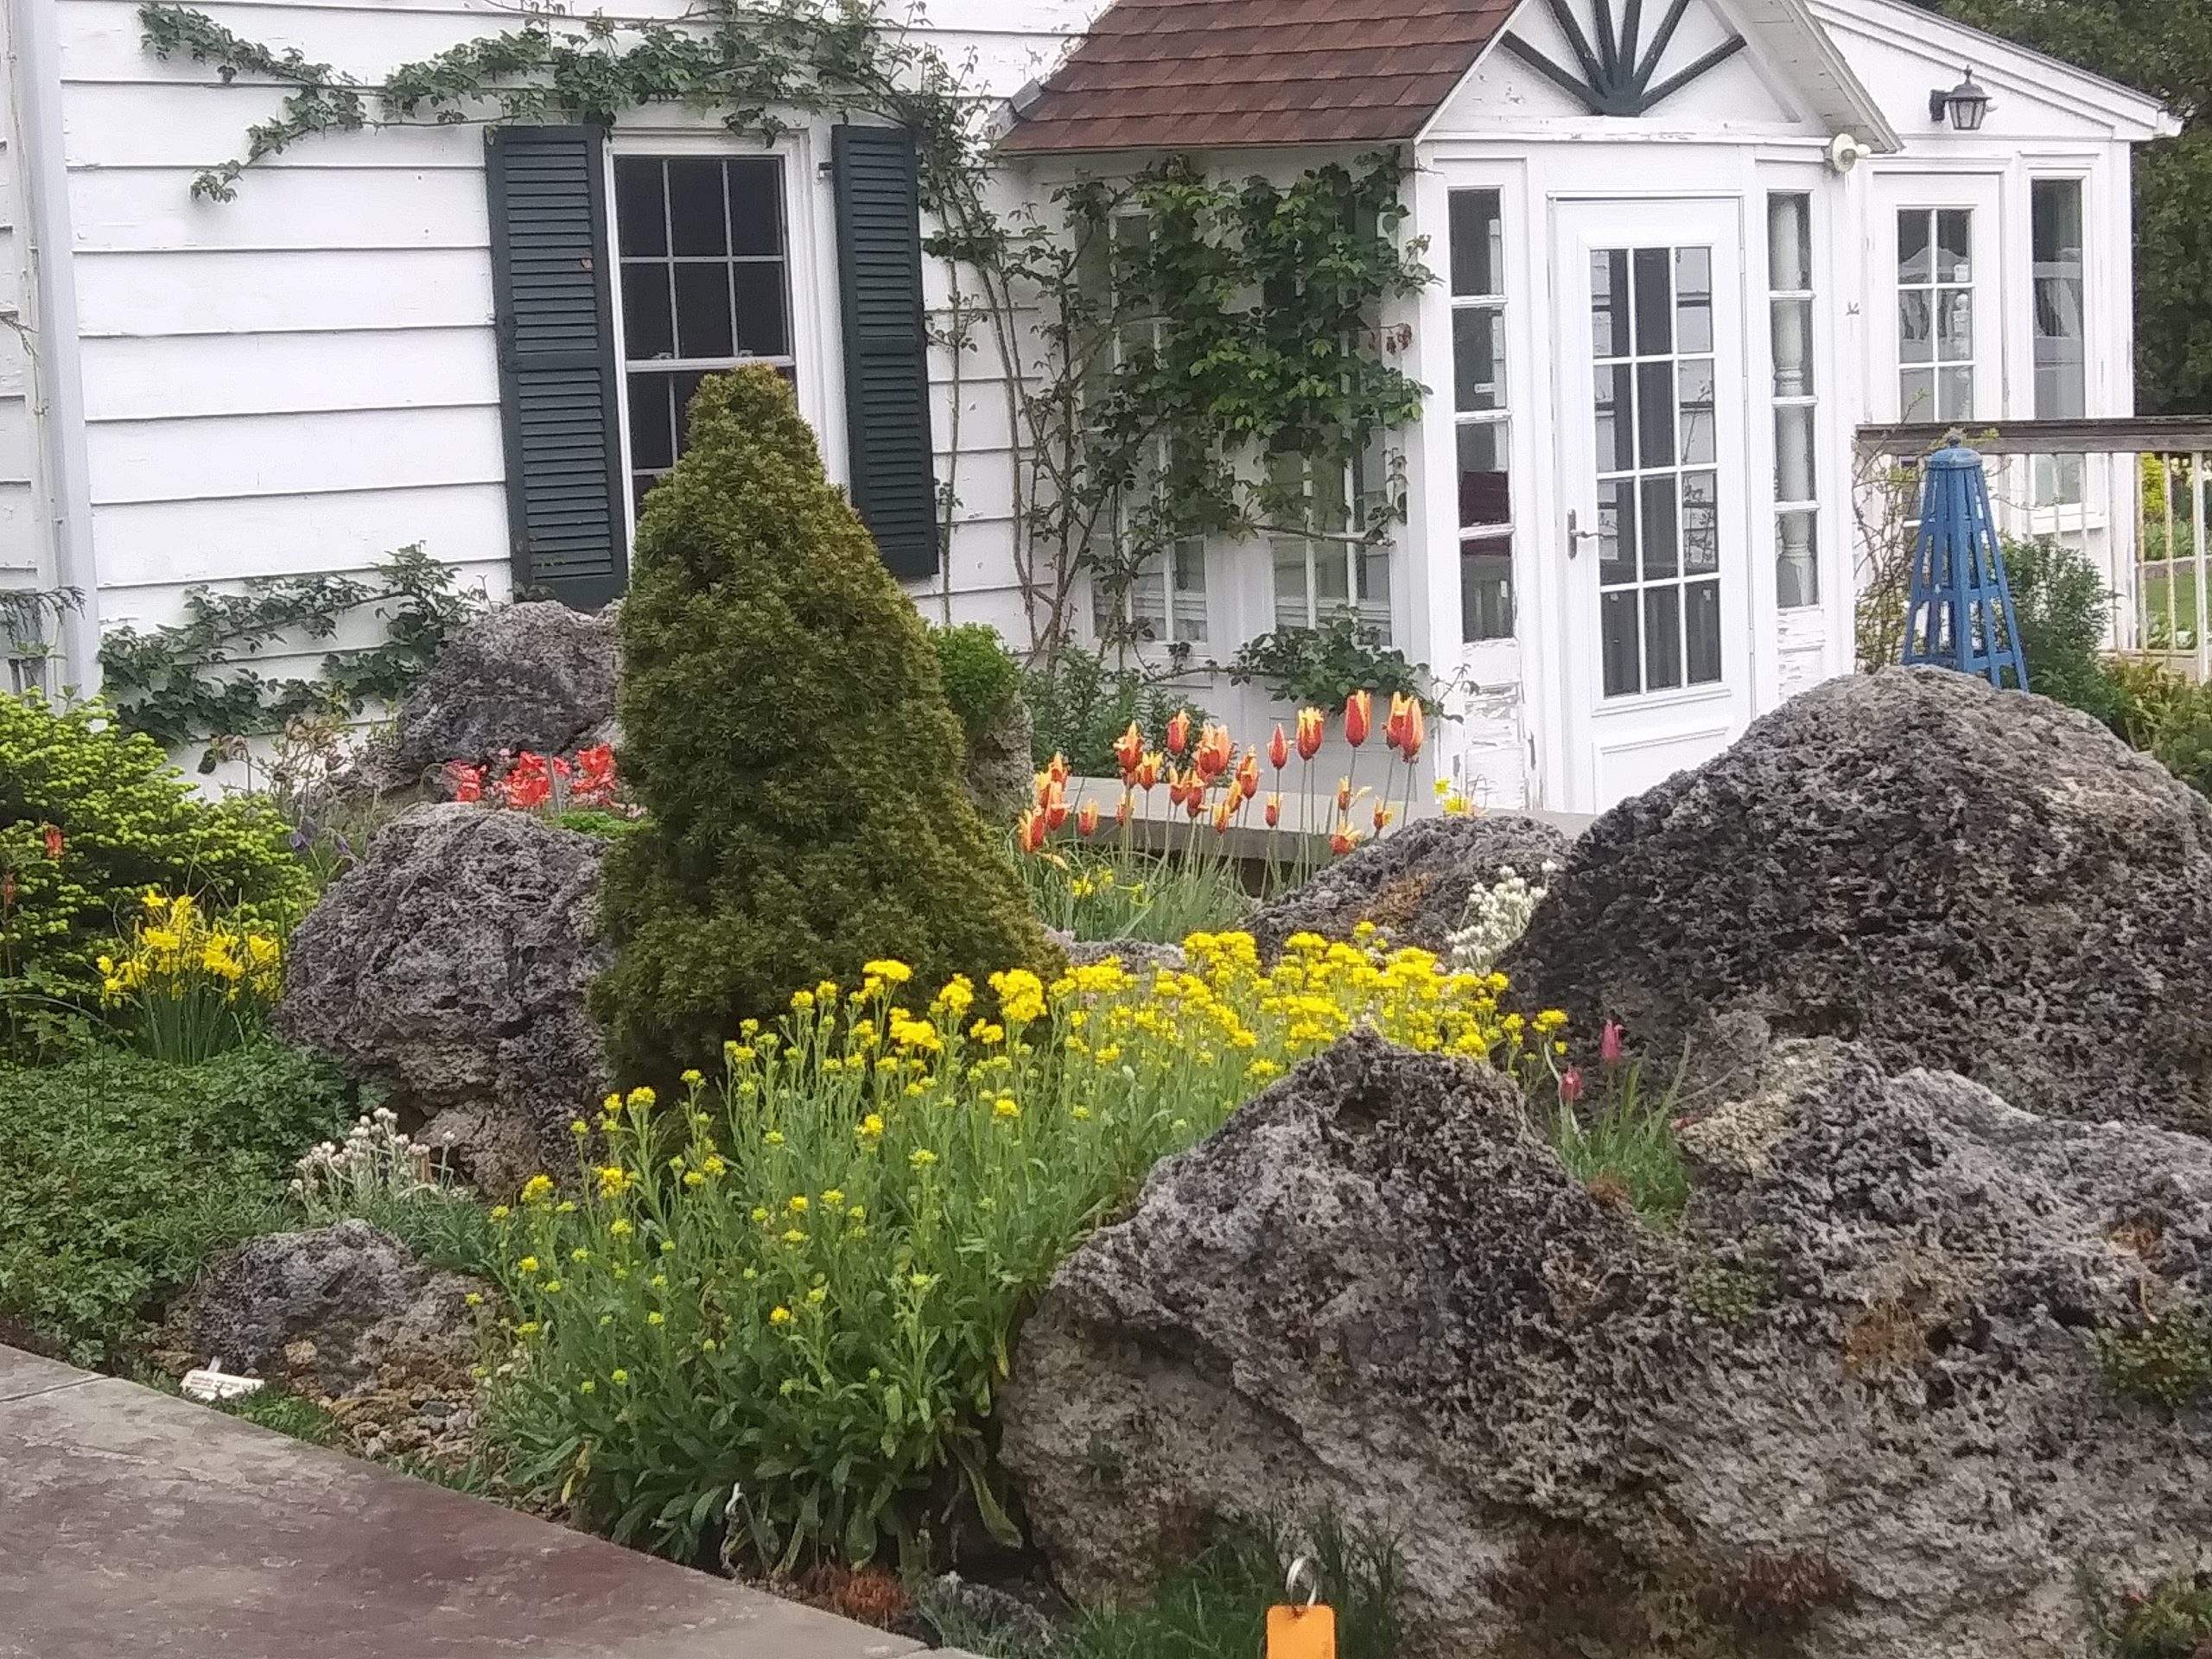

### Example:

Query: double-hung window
xmin=1269 ymin=452 xmax=1389 ymax=639
xmin=1450 ymin=190 xmax=1514 ymax=642
xmin=1898 ymin=207 xmax=1974 ymax=422
xmin=1768 ymin=194 xmax=1819 ymax=608
xmin=2031 ymin=179 xmax=2088 ymax=505
xmin=612 ymin=156 xmax=795 ymax=517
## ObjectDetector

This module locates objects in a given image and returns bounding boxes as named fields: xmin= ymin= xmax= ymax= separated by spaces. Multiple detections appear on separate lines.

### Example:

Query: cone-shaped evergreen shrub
xmin=592 ymin=367 xmax=1053 ymax=1078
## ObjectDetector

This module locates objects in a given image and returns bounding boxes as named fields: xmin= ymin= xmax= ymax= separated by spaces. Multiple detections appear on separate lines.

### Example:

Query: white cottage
xmin=0 ymin=0 xmax=2176 ymax=810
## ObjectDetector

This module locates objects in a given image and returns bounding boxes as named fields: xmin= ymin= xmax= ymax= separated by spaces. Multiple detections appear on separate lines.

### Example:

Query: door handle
xmin=1567 ymin=508 xmax=1599 ymax=558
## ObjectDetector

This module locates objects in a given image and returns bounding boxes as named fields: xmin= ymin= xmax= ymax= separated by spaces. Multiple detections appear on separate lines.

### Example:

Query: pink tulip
xmin=1599 ymin=1020 xmax=1625 ymax=1067
xmin=1560 ymin=1066 xmax=1585 ymax=1104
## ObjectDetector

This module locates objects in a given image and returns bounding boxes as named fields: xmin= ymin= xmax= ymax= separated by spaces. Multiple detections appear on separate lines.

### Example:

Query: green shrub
xmin=0 ymin=693 xmax=312 ymax=1056
xmin=930 ymin=623 xmax=1024 ymax=746
xmin=2096 ymin=1303 xmax=2212 ymax=1409
xmin=2082 ymin=1566 xmax=2212 ymax=1659
xmin=1023 ymin=637 xmax=1203 ymax=775
xmin=2003 ymin=536 xmax=2132 ymax=725
xmin=591 ymin=367 xmax=1053 ymax=1080
xmin=0 ymin=1043 xmax=351 ymax=1364
xmin=1227 ymin=612 xmax=1434 ymax=713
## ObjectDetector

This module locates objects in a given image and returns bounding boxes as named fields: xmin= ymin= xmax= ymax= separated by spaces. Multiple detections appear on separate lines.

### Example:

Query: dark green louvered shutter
xmin=486 ymin=125 xmax=627 ymax=608
xmin=832 ymin=125 xmax=939 ymax=581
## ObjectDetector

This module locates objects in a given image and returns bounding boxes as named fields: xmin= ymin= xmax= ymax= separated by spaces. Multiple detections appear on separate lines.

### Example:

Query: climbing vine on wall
xmin=139 ymin=0 xmax=1429 ymax=666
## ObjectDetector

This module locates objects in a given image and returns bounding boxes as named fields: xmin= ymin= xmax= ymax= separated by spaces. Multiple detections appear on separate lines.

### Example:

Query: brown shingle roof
xmin=1000 ymin=0 xmax=1519 ymax=155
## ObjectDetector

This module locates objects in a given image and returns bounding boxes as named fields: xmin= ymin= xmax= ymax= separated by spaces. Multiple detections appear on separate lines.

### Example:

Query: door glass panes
xmin=2031 ymin=178 xmax=2088 ymax=505
xmin=614 ymin=156 xmax=792 ymax=515
xmin=1451 ymin=188 xmax=1515 ymax=640
xmin=1769 ymin=194 xmax=1819 ymax=607
xmin=1897 ymin=207 xmax=1972 ymax=422
xmin=1592 ymin=245 xmax=1726 ymax=699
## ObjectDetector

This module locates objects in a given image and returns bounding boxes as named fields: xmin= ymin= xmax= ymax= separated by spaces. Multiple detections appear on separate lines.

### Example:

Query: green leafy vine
xmin=138 ymin=0 xmax=1430 ymax=677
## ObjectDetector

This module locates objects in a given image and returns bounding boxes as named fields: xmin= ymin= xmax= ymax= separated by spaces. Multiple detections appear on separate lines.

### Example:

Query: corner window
xmin=1087 ymin=213 xmax=1208 ymax=647
xmin=1897 ymin=207 xmax=1974 ymax=422
xmin=1450 ymin=189 xmax=1514 ymax=642
xmin=1769 ymin=194 xmax=1818 ymax=609
xmin=613 ymin=156 xmax=794 ymax=516
xmin=2031 ymin=179 xmax=2088 ymax=505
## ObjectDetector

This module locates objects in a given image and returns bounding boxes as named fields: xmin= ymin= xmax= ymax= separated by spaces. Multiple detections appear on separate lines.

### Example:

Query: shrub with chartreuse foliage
xmin=592 ymin=367 xmax=1052 ymax=1079
xmin=486 ymin=932 xmax=1560 ymax=1570
xmin=0 ymin=692 xmax=310 ymax=1055
xmin=928 ymin=622 xmax=1023 ymax=747
xmin=0 ymin=1042 xmax=350 ymax=1364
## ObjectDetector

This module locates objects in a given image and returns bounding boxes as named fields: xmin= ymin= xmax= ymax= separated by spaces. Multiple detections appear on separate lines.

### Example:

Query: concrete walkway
xmin=0 ymin=1344 xmax=930 ymax=1659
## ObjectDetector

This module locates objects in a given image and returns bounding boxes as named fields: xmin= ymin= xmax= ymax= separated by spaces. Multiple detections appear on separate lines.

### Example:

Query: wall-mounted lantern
xmin=1929 ymin=68 xmax=1992 ymax=131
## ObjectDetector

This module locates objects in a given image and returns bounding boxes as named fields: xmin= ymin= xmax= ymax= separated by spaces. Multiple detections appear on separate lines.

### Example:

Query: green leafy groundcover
xmin=0 ymin=1043 xmax=351 ymax=1366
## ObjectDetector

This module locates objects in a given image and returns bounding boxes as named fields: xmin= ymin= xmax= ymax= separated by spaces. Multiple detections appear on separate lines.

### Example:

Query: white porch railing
xmin=1855 ymin=416 xmax=2212 ymax=683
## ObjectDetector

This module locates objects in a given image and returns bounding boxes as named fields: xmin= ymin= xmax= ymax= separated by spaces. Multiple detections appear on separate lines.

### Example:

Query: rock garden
xmin=4 ymin=365 xmax=2209 ymax=1658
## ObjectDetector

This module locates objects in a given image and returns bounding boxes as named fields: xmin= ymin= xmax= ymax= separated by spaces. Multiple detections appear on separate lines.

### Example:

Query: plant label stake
xmin=1268 ymin=1554 xmax=1336 ymax=1659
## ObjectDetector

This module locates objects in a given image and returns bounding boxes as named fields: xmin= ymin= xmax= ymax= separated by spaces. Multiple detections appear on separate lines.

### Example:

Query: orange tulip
xmin=1017 ymin=808 xmax=1046 ymax=855
xmin=1166 ymin=708 xmax=1192 ymax=757
xmin=1336 ymin=776 xmax=1352 ymax=812
xmin=1330 ymin=821 xmax=1360 ymax=857
xmin=1373 ymin=800 xmax=1395 ymax=833
xmin=1077 ymin=800 xmax=1100 ymax=837
xmin=1235 ymin=747 xmax=1260 ymax=801
xmin=1211 ymin=796 xmax=1235 ymax=836
xmin=1344 ymin=690 xmax=1373 ymax=747
xmin=1294 ymin=706 xmax=1325 ymax=761
xmin=1400 ymin=698 xmax=1426 ymax=763
xmin=1033 ymin=771 xmax=1052 ymax=808
xmin=1268 ymin=723 xmax=1290 ymax=771
xmin=1184 ymin=776 xmax=1205 ymax=820
xmin=1049 ymin=750 xmax=1071 ymax=786
xmin=1135 ymin=751 xmax=1162 ymax=791
xmin=1194 ymin=721 xmax=1233 ymax=783
xmin=1116 ymin=795 xmax=1133 ymax=825
xmin=1043 ymin=783 xmax=1070 ymax=833
xmin=1384 ymin=692 xmax=1413 ymax=753
xmin=1264 ymin=792 xmax=1281 ymax=829
xmin=1112 ymin=722 xmax=1144 ymax=780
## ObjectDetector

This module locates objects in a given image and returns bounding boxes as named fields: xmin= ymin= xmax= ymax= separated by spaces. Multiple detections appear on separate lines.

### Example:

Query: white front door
xmin=1551 ymin=199 xmax=1754 ymax=811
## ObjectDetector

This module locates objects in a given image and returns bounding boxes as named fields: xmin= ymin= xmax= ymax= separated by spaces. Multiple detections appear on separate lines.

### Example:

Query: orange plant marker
xmin=1266 ymin=1603 xmax=1337 ymax=1659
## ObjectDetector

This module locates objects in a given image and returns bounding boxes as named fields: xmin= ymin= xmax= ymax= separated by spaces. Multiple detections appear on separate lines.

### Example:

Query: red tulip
xmin=1329 ymin=822 xmax=1359 ymax=857
xmin=1116 ymin=795 xmax=1133 ymax=826
xmin=1400 ymin=698 xmax=1426 ymax=763
xmin=1295 ymin=707 xmax=1325 ymax=762
xmin=1135 ymin=752 xmax=1162 ymax=791
xmin=1184 ymin=780 xmax=1205 ymax=821
xmin=1194 ymin=721 xmax=1232 ymax=783
xmin=1336 ymin=776 xmax=1352 ymax=813
xmin=1560 ymin=1067 xmax=1586 ymax=1104
xmin=1112 ymin=722 xmax=1144 ymax=781
xmin=451 ymin=764 xmax=484 ymax=804
xmin=1017 ymin=809 xmax=1046 ymax=855
xmin=1268 ymin=723 xmax=1290 ymax=771
xmin=1211 ymin=797 xmax=1235 ymax=836
xmin=1077 ymin=800 xmax=1101 ymax=838
xmin=1372 ymin=801 xmax=1395 ymax=833
xmin=1235 ymin=747 xmax=1260 ymax=801
xmin=1264 ymin=792 xmax=1281 ymax=829
xmin=41 ymin=824 xmax=62 ymax=861
xmin=1042 ymin=782 xmax=1070 ymax=833
xmin=1166 ymin=709 xmax=1192 ymax=757
xmin=1049 ymin=751 xmax=1072 ymax=787
xmin=1344 ymin=690 xmax=1373 ymax=747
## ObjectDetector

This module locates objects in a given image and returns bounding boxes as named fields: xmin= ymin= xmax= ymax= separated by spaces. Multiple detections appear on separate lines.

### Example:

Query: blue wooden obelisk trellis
xmin=1901 ymin=442 xmax=2031 ymax=690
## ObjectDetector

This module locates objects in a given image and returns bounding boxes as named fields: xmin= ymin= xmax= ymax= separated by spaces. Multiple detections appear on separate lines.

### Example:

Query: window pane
xmin=1939 ymin=365 xmax=1973 ymax=420
xmin=1273 ymin=539 xmax=1310 ymax=626
xmin=674 ymin=262 xmax=735 ymax=359
xmin=1592 ymin=250 xmax=1631 ymax=357
xmin=1936 ymin=290 xmax=1972 ymax=364
xmin=1453 ymin=308 xmax=1506 ymax=411
xmin=1637 ymin=360 xmax=1675 ymax=468
xmin=1900 ymin=367 xmax=1936 ymax=419
xmin=727 ymin=159 xmax=783 ymax=257
xmin=1936 ymin=210 xmax=1972 ymax=282
xmin=734 ymin=264 xmax=789 ymax=357
xmin=1675 ymin=247 xmax=1713 ymax=353
xmin=1632 ymin=247 xmax=1672 ymax=355
xmin=1314 ymin=542 xmax=1351 ymax=609
xmin=1172 ymin=543 xmax=1208 ymax=643
xmin=1602 ymin=590 xmax=1641 ymax=698
xmin=614 ymin=159 xmax=667 ymax=257
xmin=1595 ymin=365 xmax=1633 ymax=474
xmin=1450 ymin=190 xmax=1503 ymax=298
xmin=1777 ymin=511 xmax=1819 ymax=607
xmin=1461 ymin=537 xmax=1514 ymax=642
xmin=1686 ymin=579 xmax=1723 ymax=683
xmin=2032 ymin=179 xmax=2087 ymax=420
xmin=1681 ymin=470 xmax=1719 ymax=574
xmin=1899 ymin=292 xmax=1933 ymax=364
xmin=1898 ymin=210 xmax=1932 ymax=285
xmin=1643 ymin=585 xmax=1682 ymax=690
xmin=1771 ymin=297 xmax=1813 ymax=397
xmin=1775 ymin=404 xmax=1816 ymax=504
xmin=1598 ymin=479 xmax=1637 ymax=587
xmin=627 ymin=374 xmax=675 ymax=474
xmin=1458 ymin=422 xmax=1511 ymax=530
xmin=667 ymin=160 xmax=730 ymax=257
xmin=622 ymin=265 xmax=675 ymax=360
xmin=1679 ymin=355 xmax=1716 ymax=465
xmin=1640 ymin=475 xmax=1679 ymax=580
xmin=1357 ymin=548 xmax=1391 ymax=639
xmin=670 ymin=369 xmax=709 ymax=450
xmin=1768 ymin=193 xmax=1811 ymax=291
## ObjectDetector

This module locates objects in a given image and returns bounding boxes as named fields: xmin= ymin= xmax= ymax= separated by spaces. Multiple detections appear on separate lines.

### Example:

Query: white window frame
xmin=1449 ymin=186 xmax=1514 ymax=644
xmin=1267 ymin=450 xmax=1389 ymax=642
xmin=1896 ymin=204 xmax=1979 ymax=424
xmin=2028 ymin=173 xmax=2090 ymax=509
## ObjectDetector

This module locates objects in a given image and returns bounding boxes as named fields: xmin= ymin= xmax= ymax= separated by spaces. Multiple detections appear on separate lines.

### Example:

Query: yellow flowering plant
xmin=99 ymin=891 xmax=283 ymax=1062
xmin=485 ymin=930 xmax=1560 ymax=1573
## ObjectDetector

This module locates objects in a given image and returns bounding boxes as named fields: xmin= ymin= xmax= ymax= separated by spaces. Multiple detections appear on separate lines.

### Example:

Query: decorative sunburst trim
xmin=1500 ymin=0 xmax=1747 ymax=118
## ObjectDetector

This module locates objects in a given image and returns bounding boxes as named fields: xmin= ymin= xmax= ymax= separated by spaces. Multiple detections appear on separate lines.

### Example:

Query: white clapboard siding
xmin=0 ymin=0 xmax=39 ymax=581
xmin=59 ymin=0 xmax=1095 ymax=652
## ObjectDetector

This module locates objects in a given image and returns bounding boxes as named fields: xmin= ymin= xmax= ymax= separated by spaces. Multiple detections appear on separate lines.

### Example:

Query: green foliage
xmin=217 ymin=1386 xmax=346 ymax=1446
xmin=1545 ymin=1052 xmax=1691 ymax=1231
xmin=0 ymin=587 xmax=85 ymax=656
xmin=591 ymin=368 xmax=1052 ymax=1080
xmin=1688 ymin=1260 xmax=1779 ymax=1329
xmin=2084 ymin=1567 xmax=2212 ymax=1659
xmin=1014 ymin=842 xmax=1252 ymax=944
xmin=98 ymin=547 xmax=486 ymax=764
xmin=0 ymin=1043 xmax=351 ymax=1365
xmin=1022 ymin=638 xmax=1202 ymax=774
xmin=930 ymin=623 xmax=1024 ymax=746
xmin=0 ymin=692 xmax=312 ymax=1056
xmin=1228 ymin=613 xmax=1435 ymax=713
xmin=551 ymin=808 xmax=646 ymax=844
xmin=2096 ymin=1301 xmax=2212 ymax=1409
xmin=929 ymin=1517 xmax=1403 ymax=1659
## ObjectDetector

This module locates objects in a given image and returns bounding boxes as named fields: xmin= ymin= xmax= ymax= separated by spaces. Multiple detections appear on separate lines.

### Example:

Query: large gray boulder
xmin=1247 ymin=812 xmax=1570 ymax=959
xmin=1001 ymin=1031 xmax=2212 ymax=1658
xmin=373 ymin=601 xmax=619 ymax=791
xmin=181 ymin=1221 xmax=482 ymax=1395
xmin=1503 ymin=667 xmax=2212 ymax=1135
xmin=276 ymin=803 xmax=612 ymax=1196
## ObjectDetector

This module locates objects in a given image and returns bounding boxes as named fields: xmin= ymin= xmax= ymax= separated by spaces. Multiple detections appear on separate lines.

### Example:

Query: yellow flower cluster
xmin=99 ymin=890 xmax=282 ymax=1006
